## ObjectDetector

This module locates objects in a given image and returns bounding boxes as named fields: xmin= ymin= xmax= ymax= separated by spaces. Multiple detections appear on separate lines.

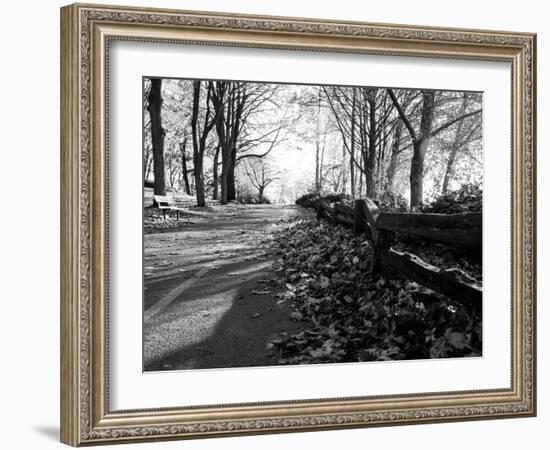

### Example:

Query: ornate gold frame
xmin=60 ymin=3 xmax=536 ymax=446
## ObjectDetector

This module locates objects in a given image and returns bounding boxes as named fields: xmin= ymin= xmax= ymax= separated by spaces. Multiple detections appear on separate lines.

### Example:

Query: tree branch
xmin=387 ymin=89 xmax=418 ymax=142
xmin=430 ymin=109 xmax=482 ymax=138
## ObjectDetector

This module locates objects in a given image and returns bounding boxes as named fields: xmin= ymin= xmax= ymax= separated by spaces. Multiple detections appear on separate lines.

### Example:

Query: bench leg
xmin=163 ymin=210 xmax=166 ymax=220
xmin=176 ymin=211 xmax=179 ymax=220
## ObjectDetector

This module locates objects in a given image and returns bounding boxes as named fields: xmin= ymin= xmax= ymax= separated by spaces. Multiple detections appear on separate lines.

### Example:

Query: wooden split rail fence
xmin=314 ymin=198 xmax=482 ymax=313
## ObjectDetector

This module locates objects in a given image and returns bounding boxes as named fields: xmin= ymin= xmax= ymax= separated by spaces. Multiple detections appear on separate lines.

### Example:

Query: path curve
xmin=144 ymin=204 xmax=308 ymax=371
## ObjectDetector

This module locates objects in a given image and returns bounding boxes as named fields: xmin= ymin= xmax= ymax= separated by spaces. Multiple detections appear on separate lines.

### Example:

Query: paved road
xmin=143 ymin=205 xmax=308 ymax=371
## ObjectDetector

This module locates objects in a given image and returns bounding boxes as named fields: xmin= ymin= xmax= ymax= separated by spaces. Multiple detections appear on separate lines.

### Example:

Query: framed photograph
xmin=60 ymin=3 xmax=536 ymax=446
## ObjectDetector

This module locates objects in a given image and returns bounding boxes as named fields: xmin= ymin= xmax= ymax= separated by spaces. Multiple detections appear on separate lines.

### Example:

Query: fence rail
xmin=312 ymin=198 xmax=482 ymax=312
xmin=376 ymin=211 xmax=481 ymax=250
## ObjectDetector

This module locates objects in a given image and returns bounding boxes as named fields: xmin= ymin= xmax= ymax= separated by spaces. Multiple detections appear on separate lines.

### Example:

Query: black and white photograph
xmin=143 ymin=77 xmax=483 ymax=372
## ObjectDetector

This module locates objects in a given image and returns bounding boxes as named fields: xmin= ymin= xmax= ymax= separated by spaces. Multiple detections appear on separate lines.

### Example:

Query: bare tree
xmin=243 ymin=159 xmax=278 ymax=203
xmin=324 ymin=86 xmax=396 ymax=199
xmin=190 ymin=81 xmax=218 ymax=207
xmin=384 ymin=119 xmax=403 ymax=193
xmin=391 ymin=89 xmax=435 ymax=209
xmin=440 ymin=93 xmax=482 ymax=194
xmin=211 ymin=82 xmax=243 ymax=204
xmin=211 ymin=81 xmax=284 ymax=204
xmin=388 ymin=89 xmax=481 ymax=208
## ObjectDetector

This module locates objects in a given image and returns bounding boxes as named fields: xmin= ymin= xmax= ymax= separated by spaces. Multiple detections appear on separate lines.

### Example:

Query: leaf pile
xmin=421 ymin=183 xmax=482 ymax=214
xmin=295 ymin=191 xmax=352 ymax=208
xmin=144 ymin=203 xmax=254 ymax=234
xmin=269 ymin=218 xmax=481 ymax=365
xmin=144 ymin=208 xmax=196 ymax=233
xmin=375 ymin=191 xmax=409 ymax=213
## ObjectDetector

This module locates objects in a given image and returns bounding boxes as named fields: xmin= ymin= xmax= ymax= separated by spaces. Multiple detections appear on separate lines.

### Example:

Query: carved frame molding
xmin=60 ymin=3 xmax=536 ymax=446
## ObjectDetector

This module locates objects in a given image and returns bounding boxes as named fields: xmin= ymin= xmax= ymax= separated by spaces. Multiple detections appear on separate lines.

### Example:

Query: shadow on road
xmin=143 ymin=205 xmax=310 ymax=371
xmin=145 ymin=257 xmax=306 ymax=371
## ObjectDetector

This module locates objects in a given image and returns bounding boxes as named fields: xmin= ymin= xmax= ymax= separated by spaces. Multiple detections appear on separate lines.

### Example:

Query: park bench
xmin=153 ymin=195 xmax=187 ymax=220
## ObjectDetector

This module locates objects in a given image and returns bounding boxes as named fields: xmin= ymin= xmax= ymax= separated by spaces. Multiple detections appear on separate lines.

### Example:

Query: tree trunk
xmin=220 ymin=167 xmax=228 ymax=204
xmin=180 ymin=139 xmax=191 ymax=195
xmin=385 ymin=119 xmax=402 ymax=193
xmin=219 ymin=134 xmax=231 ymax=205
xmin=315 ymin=140 xmax=321 ymax=193
xmin=442 ymin=94 xmax=469 ymax=194
xmin=212 ymin=143 xmax=220 ymax=200
xmin=147 ymin=78 xmax=166 ymax=196
xmin=193 ymin=159 xmax=205 ymax=207
xmin=212 ymin=86 xmax=230 ymax=205
xmin=341 ymin=144 xmax=348 ymax=195
xmin=212 ymin=82 xmax=243 ymax=205
xmin=320 ymin=131 xmax=326 ymax=192
xmin=259 ymin=186 xmax=264 ymax=203
xmin=144 ymin=148 xmax=152 ymax=181
xmin=410 ymin=141 xmax=426 ymax=209
xmin=167 ymin=154 xmax=175 ymax=188
xmin=358 ymin=150 xmax=364 ymax=198
xmin=350 ymin=91 xmax=356 ymax=198
xmin=191 ymin=81 xmax=206 ymax=207
xmin=409 ymin=91 xmax=435 ymax=209
xmin=366 ymin=91 xmax=377 ymax=198
xmin=442 ymin=146 xmax=458 ymax=195
xmin=227 ymin=147 xmax=237 ymax=201
xmin=358 ymin=102 xmax=368 ymax=198
xmin=314 ymin=90 xmax=322 ymax=193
